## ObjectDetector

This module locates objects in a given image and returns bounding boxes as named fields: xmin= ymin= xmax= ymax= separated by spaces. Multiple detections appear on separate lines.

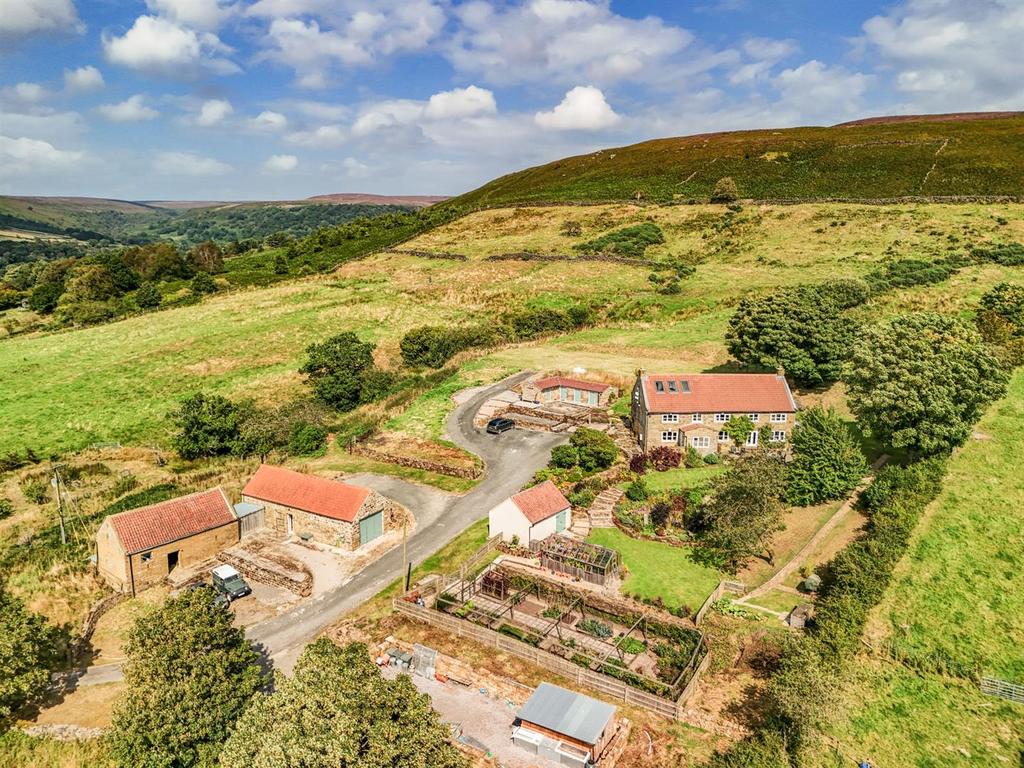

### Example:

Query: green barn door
xmin=555 ymin=510 xmax=568 ymax=533
xmin=359 ymin=512 xmax=383 ymax=545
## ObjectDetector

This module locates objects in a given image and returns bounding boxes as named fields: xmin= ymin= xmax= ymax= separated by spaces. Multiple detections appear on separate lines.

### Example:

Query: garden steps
xmin=588 ymin=487 xmax=623 ymax=528
xmin=569 ymin=512 xmax=592 ymax=539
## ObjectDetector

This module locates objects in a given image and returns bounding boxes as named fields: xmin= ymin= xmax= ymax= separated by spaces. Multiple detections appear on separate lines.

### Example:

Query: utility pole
xmin=52 ymin=464 xmax=67 ymax=547
xmin=401 ymin=514 xmax=409 ymax=592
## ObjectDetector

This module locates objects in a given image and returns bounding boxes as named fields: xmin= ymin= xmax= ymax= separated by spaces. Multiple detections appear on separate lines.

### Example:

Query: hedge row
xmin=400 ymin=304 xmax=596 ymax=368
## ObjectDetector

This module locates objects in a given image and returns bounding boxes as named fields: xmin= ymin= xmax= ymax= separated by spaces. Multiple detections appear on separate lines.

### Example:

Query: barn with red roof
xmin=488 ymin=480 xmax=572 ymax=547
xmin=631 ymin=371 xmax=797 ymax=455
xmin=521 ymin=375 xmax=617 ymax=408
xmin=241 ymin=464 xmax=403 ymax=550
xmin=95 ymin=487 xmax=239 ymax=595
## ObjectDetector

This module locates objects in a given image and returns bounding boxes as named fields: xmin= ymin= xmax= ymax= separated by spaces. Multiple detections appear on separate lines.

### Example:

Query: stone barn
xmin=522 ymin=376 xmax=616 ymax=408
xmin=241 ymin=464 xmax=403 ymax=550
xmin=95 ymin=487 xmax=238 ymax=596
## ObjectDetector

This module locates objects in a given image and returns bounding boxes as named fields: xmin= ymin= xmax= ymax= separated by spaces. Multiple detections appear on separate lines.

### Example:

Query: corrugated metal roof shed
xmin=233 ymin=501 xmax=263 ymax=518
xmin=516 ymin=683 xmax=616 ymax=745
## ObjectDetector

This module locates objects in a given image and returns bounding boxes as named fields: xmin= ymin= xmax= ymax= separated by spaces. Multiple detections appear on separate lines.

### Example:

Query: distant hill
xmin=449 ymin=112 xmax=1024 ymax=208
xmin=306 ymin=193 xmax=448 ymax=207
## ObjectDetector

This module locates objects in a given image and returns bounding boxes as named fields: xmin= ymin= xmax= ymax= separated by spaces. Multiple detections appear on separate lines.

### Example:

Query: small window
xmin=667 ymin=380 xmax=677 ymax=392
xmin=662 ymin=414 xmax=679 ymax=423
xmin=770 ymin=413 xmax=787 ymax=423
xmin=746 ymin=430 xmax=759 ymax=446
xmin=748 ymin=413 xmax=760 ymax=422
xmin=691 ymin=413 xmax=703 ymax=423
xmin=690 ymin=436 xmax=710 ymax=448
xmin=718 ymin=430 xmax=729 ymax=442
xmin=661 ymin=431 xmax=678 ymax=443
xmin=655 ymin=381 xmax=665 ymax=393
xmin=715 ymin=413 xmax=729 ymax=423
xmin=680 ymin=380 xmax=691 ymax=393
xmin=772 ymin=430 xmax=786 ymax=442
xmin=141 ymin=552 xmax=152 ymax=563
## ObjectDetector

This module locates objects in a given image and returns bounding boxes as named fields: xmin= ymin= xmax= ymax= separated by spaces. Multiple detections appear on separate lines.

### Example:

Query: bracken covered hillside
xmin=451 ymin=113 xmax=1024 ymax=207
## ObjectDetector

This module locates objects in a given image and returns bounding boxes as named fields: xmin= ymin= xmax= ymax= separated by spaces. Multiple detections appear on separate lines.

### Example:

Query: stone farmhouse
xmin=241 ymin=464 xmax=403 ymax=550
xmin=631 ymin=371 xmax=797 ymax=455
xmin=521 ymin=376 xmax=617 ymax=408
xmin=488 ymin=480 xmax=572 ymax=547
xmin=95 ymin=488 xmax=238 ymax=595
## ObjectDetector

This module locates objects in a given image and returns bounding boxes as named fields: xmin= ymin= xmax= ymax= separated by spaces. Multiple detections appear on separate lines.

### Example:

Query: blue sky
xmin=0 ymin=0 xmax=1021 ymax=200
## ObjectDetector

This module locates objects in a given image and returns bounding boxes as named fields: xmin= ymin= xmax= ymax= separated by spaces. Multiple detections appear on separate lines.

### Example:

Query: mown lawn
xmin=819 ymin=369 xmax=1024 ymax=764
xmin=588 ymin=527 xmax=720 ymax=612
xmin=625 ymin=465 xmax=726 ymax=493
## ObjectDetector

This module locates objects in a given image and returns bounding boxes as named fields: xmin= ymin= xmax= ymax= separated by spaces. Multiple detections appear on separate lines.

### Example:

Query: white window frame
xmin=772 ymin=430 xmax=786 ymax=442
xmin=691 ymin=413 xmax=703 ymax=423
xmin=746 ymin=430 xmax=759 ymax=447
xmin=661 ymin=414 xmax=679 ymax=423
xmin=661 ymin=431 xmax=678 ymax=443
xmin=748 ymin=413 xmax=760 ymax=422
xmin=718 ymin=430 xmax=729 ymax=442
xmin=690 ymin=436 xmax=710 ymax=448
xmin=770 ymin=413 xmax=787 ymax=423
xmin=714 ymin=413 xmax=729 ymax=423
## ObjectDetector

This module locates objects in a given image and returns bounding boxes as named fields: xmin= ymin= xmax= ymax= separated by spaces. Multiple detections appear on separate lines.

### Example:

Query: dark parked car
xmin=212 ymin=564 xmax=252 ymax=600
xmin=486 ymin=417 xmax=515 ymax=434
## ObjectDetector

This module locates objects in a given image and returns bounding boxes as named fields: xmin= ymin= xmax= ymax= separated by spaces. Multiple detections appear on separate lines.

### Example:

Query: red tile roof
xmin=534 ymin=376 xmax=612 ymax=394
xmin=640 ymin=374 xmax=795 ymax=414
xmin=109 ymin=488 xmax=235 ymax=555
xmin=511 ymin=480 xmax=571 ymax=524
xmin=242 ymin=464 xmax=370 ymax=523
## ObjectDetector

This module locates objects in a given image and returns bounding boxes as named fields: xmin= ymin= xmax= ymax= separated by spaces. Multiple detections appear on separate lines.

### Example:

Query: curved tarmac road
xmin=77 ymin=372 xmax=566 ymax=683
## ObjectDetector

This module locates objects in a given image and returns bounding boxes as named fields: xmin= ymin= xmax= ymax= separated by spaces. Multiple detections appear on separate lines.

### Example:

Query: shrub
xmin=288 ymin=422 xmax=328 ymax=456
xmin=703 ymin=452 xmax=720 ymax=465
xmin=550 ymin=445 xmax=580 ymax=469
xmin=625 ymin=478 xmax=649 ymax=502
xmin=273 ymin=253 xmax=289 ymax=275
xmin=134 ymin=282 xmax=161 ymax=309
xmin=786 ymin=406 xmax=867 ymax=506
xmin=629 ymin=453 xmax=648 ymax=474
xmin=971 ymin=241 xmax=1024 ymax=266
xmin=21 ymin=479 xmax=49 ymax=505
xmin=110 ymin=473 xmax=138 ymax=499
xmin=650 ymin=500 xmax=672 ymax=527
xmin=567 ymin=488 xmax=596 ymax=509
xmin=710 ymin=177 xmax=739 ymax=203
xmin=190 ymin=270 xmax=217 ymax=295
xmin=815 ymin=278 xmax=870 ymax=309
xmin=865 ymin=257 xmax=963 ymax=293
xmin=569 ymin=427 xmax=618 ymax=472
xmin=574 ymin=223 xmax=665 ymax=258
xmin=647 ymin=446 xmax=681 ymax=471
xmin=683 ymin=446 xmax=705 ymax=468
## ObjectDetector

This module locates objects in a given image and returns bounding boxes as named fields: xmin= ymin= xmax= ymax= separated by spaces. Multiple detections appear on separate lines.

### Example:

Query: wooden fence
xmin=393 ymin=599 xmax=706 ymax=720
xmin=980 ymin=677 xmax=1024 ymax=704
xmin=694 ymin=580 xmax=748 ymax=626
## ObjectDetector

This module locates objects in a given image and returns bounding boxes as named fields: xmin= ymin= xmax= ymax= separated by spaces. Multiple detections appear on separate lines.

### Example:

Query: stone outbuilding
xmin=513 ymin=683 xmax=618 ymax=767
xmin=522 ymin=376 xmax=617 ymax=408
xmin=95 ymin=487 xmax=238 ymax=595
xmin=488 ymin=480 xmax=571 ymax=547
xmin=241 ymin=464 xmax=402 ymax=550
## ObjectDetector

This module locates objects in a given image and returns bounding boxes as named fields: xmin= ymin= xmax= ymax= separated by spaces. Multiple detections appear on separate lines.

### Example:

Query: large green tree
xmin=170 ymin=392 xmax=248 ymax=459
xmin=845 ymin=313 xmax=1008 ymax=456
xmin=726 ymin=286 xmax=858 ymax=387
xmin=220 ymin=639 xmax=465 ymax=768
xmin=300 ymin=332 xmax=378 ymax=411
xmin=695 ymin=452 xmax=787 ymax=571
xmin=107 ymin=588 xmax=266 ymax=768
xmin=0 ymin=583 xmax=60 ymax=726
xmin=785 ymin=406 xmax=867 ymax=506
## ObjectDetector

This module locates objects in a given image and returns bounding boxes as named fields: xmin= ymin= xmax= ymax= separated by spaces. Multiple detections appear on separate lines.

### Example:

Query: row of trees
xmin=107 ymin=587 xmax=463 ymax=767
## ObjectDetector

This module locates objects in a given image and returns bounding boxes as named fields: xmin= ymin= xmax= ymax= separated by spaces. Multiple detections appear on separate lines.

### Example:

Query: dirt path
xmin=740 ymin=455 xmax=888 ymax=603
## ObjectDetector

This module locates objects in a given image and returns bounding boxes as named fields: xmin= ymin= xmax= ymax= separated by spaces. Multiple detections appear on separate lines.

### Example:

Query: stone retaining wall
xmin=487 ymin=251 xmax=652 ymax=267
xmin=383 ymin=248 xmax=468 ymax=261
xmin=69 ymin=592 xmax=125 ymax=661
xmin=351 ymin=443 xmax=482 ymax=480
xmin=219 ymin=548 xmax=312 ymax=597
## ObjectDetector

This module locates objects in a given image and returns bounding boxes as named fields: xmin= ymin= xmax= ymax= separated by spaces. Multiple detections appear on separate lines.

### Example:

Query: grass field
xmin=588 ymin=527 xmax=720 ymax=612
xmin=815 ymin=369 xmax=1024 ymax=765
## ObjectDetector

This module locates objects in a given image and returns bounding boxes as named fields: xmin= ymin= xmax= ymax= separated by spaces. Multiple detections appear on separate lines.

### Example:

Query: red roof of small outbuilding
xmin=533 ymin=376 xmax=612 ymax=394
xmin=109 ymin=487 xmax=235 ymax=555
xmin=511 ymin=480 xmax=571 ymax=524
xmin=242 ymin=464 xmax=370 ymax=523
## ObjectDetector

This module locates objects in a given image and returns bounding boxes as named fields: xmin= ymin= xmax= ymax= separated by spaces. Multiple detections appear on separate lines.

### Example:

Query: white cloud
xmin=861 ymin=0 xmax=1024 ymax=110
xmin=248 ymin=110 xmax=288 ymax=131
xmin=424 ymin=85 xmax=496 ymax=120
xmin=97 ymin=94 xmax=160 ymax=122
xmin=729 ymin=37 xmax=797 ymax=84
xmin=263 ymin=153 xmax=298 ymax=171
xmin=145 ymin=0 xmax=235 ymax=30
xmin=257 ymin=1 xmax=445 ymax=88
xmin=7 ymin=83 xmax=49 ymax=102
xmin=194 ymin=98 xmax=233 ymax=126
xmin=341 ymin=156 xmax=369 ymax=177
xmin=0 ymin=135 xmax=85 ymax=174
xmin=773 ymin=60 xmax=872 ymax=120
xmin=103 ymin=15 xmax=240 ymax=76
xmin=64 ymin=65 xmax=104 ymax=91
xmin=446 ymin=0 xmax=692 ymax=86
xmin=350 ymin=99 xmax=423 ymax=137
xmin=285 ymin=124 xmax=347 ymax=147
xmin=153 ymin=150 xmax=231 ymax=175
xmin=534 ymin=85 xmax=620 ymax=131
xmin=0 ymin=0 xmax=80 ymax=37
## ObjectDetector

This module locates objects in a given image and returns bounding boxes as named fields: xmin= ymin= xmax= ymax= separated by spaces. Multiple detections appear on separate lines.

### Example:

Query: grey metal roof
xmin=516 ymin=683 xmax=616 ymax=745
xmin=233 ymin=501 xmax=263 ymax=518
